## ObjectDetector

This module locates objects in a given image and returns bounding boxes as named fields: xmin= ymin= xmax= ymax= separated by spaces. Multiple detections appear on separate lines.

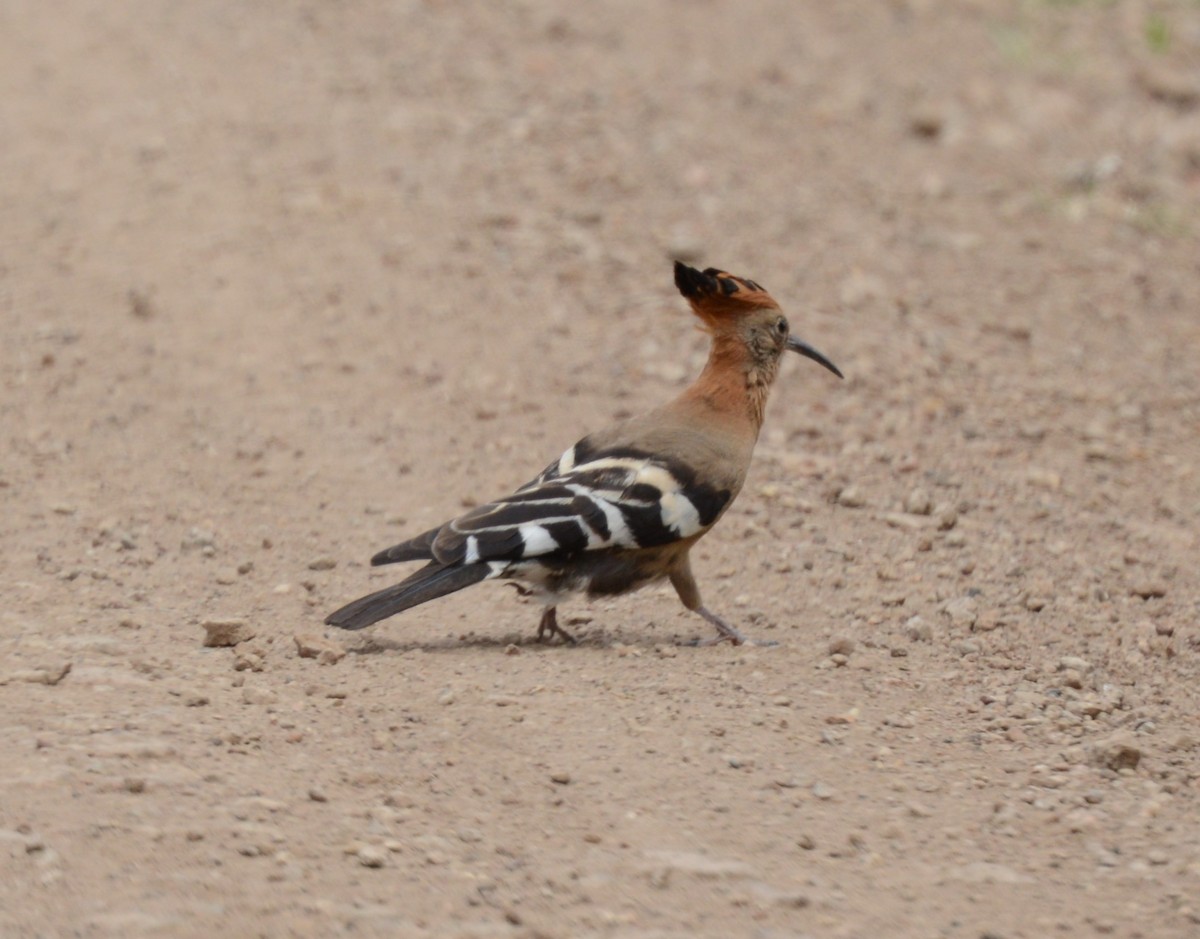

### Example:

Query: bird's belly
xmin=502 ymin=549 xmax=675 ymax=602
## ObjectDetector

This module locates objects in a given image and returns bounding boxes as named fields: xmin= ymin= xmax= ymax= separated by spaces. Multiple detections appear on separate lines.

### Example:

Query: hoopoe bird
xmin=325 ymin=262 xmax=842 ymax=646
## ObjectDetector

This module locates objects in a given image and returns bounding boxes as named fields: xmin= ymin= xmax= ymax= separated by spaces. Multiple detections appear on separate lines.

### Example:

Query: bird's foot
xmin=691 ymin=606 xmax=778 ymax=648
xmin=535 ymin=607 xmax=577 ymax=645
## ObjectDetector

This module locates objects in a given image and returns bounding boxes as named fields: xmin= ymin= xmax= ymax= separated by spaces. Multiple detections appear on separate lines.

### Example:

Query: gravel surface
xmin=2 ymin=2 xmax=1199 ymax=937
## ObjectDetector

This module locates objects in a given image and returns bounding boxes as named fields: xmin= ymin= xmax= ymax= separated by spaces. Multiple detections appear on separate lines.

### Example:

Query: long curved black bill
xmin=786 ymin=335 xmax=844 ymax=379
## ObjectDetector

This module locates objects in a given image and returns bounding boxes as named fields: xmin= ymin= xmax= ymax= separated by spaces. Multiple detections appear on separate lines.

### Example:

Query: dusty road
xmin=2 ymin=2 xmax=1199 ymax=937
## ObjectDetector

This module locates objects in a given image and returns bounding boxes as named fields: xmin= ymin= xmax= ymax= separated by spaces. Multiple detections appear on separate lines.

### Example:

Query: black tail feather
xmin=370 ymin=525 xmax=441 ymax=566
xmin=324 ymin=561 xmax=491 ymax=630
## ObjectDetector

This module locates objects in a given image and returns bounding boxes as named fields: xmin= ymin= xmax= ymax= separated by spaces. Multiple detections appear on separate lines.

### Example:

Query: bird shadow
xmin=343 ymin=627 xmax=709 ymax=656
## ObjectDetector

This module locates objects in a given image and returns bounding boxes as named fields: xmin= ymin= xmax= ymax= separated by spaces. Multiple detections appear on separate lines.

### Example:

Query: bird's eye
xmin=775 ymin=318 xmax=788 ymax=335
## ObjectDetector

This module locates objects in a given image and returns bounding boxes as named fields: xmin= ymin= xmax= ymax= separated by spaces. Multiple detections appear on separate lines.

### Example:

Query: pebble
xmin=1025 ymin=468 xmax=1062 ymax=490
xmin=307 ymin=557 xmax=337 ymax=571
xmin=828 ymin=637 xmax=856 ymax=656
xmin=550 ymin=771 xmax=571 ymax=785
xmin=293 ymin=634 xmax=346 ymax=665
xmin=935 ymin=505 xmax=958 ymax=531
xmin=943 ymin=596 xmax=978 ymax=629
xmin=837 ymin=486 xmax=866 ymax=508
xmin=905 ymin=616 xmax=932 ymax=641
xmin=233 ymin=649 xmax=265 ymax=672
xmin=909 ymin=105 xmax=944 ymax=138
xmin=883 ymin=512 xmax=925 ymax=530
xmin=0 ymin=662 xmax=72 ymax=686
xmin=1129 ymin=580 xmax=1167 ymax=599
xmin=1087 ymin=732 xmax=1142 ymax=771
xmin=242 ymin=685 xmax=279 ymax=706
xmin=357 ymin=845 xmax=387 ymax=868
xmin=811 ymin=782 xmax=835 ymax=800
xmin=202 ymin=618 xmax=256 ymax=647
xmin=308 ymin=788 xmax=328 ymax=803
xmin=181 ymin=527 xmax=217 ymax=553
xmin=903 ymin=488 xmax=933 ymax=515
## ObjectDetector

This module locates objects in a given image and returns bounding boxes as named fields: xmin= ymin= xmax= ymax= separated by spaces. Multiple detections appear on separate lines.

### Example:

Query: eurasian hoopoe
xmin=325 ymin=262 xmax=842 ymax=646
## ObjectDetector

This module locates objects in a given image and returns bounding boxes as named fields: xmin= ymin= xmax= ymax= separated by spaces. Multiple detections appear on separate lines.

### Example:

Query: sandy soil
xmin=3 ymin=2 xmax=1199 ymax=937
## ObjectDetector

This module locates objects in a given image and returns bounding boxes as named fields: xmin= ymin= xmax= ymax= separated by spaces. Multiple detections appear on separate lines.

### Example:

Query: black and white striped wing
xmin=430 ymin=448 xmax=732 ymax=567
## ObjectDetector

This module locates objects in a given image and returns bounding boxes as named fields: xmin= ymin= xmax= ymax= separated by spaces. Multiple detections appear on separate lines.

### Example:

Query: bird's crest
xmin=673 ymin=261 xmax=780 ymax=328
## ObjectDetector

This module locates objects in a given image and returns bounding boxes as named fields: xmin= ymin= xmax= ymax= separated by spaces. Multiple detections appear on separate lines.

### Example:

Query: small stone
xmin=503 ymin=643 xmax=520 ymax=655
xmin=550 ymin=771 xmax=571 ymax=785
xmin=202 ymin=618 xmax=255 ymax=648
xmin=308 ymin=788 xmax=328 ymax=803
xmin=837 ymin=486 xmax=866 ymax=508
xmin=308 ymin=557 xmax=337 ymax=571
xmin=943 ymin=596 xmax=978 ymax=629
xmin=1058 ymin=656 xmax=1092 ymax=673
xmin=0 ymin=662 xmax=72 ymax=686
xmin=181 ymin=527 xmax=217 ymax=553
xmin=293 ymin=634 xmax=346 ymax=665
xmin=123 ymin=777 xmax=146 ymax=794
xmin=903 ymin=488 xmax=933 ymax=515
xmin=796 ymin=834 xmax=816 ymax=850
xmin=828 ymin=637 xmax=856 ymax=656
xmin=905 ymin=616 xmax=932 ymax=641
xmin=242 ymin=685 xmax=278 ymax=706
xmin=910 ymin=106 xmax=944 ymax=138
xmin=811 ymin=782 xmax=835 ymax=800
xmin=1025 ymin=468 xmax=1061 ymax=491
xmin=1130 ymin=581 xmax=1167 ymax=600
xmin=1087 ymin=732 xmax=1142 ymax=771
xmin=357 ymin=845 xmax=387 ymax=868
xmin=233 ymin=649 xmax=265 ymax=672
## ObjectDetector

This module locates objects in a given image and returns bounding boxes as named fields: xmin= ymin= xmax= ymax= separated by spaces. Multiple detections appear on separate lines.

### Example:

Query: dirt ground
xmin=3 ymin=2 xmax=1200 ymax=937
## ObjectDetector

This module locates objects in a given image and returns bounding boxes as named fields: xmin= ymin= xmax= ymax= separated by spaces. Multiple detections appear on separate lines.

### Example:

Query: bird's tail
xmin=324 ymin=561 xmax=491 ymax=631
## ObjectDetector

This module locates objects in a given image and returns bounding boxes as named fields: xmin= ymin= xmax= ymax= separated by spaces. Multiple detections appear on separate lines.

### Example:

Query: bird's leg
xmin=536 ymin=606 xmax=577 ymax=645
xmin=670 ymin=559 xmax=775 ymax=647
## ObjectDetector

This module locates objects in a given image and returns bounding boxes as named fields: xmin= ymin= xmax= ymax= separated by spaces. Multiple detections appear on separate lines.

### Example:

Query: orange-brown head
xmin=673 ymin=261 xmax=842 ymax=381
